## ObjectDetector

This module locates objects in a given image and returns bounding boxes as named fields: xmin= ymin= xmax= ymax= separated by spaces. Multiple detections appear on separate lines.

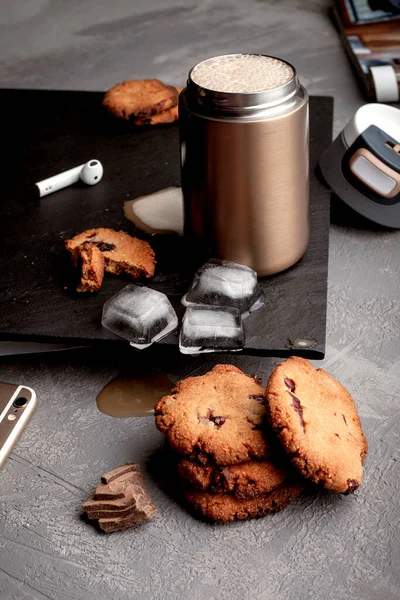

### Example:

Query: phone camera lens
xmin=13 ymin=397 xmax=28 ymax=408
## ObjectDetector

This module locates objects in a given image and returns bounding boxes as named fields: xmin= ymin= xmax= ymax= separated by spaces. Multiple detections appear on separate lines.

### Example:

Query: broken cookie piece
xmin=72 ymin=242 xmax=104 ymax=293
xmin=65 ymin=228 xmax=156 ymax=292
xmin=82 ymin=462 xmax=157 ymax=533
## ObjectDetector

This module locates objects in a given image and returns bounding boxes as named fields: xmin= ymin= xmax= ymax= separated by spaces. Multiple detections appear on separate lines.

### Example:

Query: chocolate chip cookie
xmin=178 ymin=458 xmax=289 ymax=499
xmin=185 ymin=481 xmax=304 ymax=522
xmin=103 ymin=80 xmax=178 ymax=120
xmin=265 ymin=357 xmax=368 ymax=494
xmin=155 ymin=364 xmax=269 ymax=465
xmin=65 ymin=228 xmax=155 ymax=280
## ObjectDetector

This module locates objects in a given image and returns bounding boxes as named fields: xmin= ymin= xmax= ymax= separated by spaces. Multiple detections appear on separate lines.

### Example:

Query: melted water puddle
xmin=96 ymin=370 xmax=173 ymax=417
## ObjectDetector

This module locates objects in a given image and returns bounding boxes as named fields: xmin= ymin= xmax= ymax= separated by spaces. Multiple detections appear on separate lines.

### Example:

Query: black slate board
xmin=0 ymin=90 xmax=332 ymax=358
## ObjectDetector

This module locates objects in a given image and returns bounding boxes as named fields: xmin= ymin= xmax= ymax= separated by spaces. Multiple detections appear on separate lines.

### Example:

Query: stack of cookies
xmin=155 ymin=358 xmax=368 ymax=523
xmin=155 ymin=364 xmax=304 ymax=522
xmin=103 ymin=79 xmax=183 ymax=126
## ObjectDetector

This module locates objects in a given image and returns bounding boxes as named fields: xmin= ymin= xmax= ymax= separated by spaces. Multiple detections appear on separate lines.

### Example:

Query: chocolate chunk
xmin=251 ymin=374 xmax=263 ymax=385
xmin=345 ymin=479 xmax=359 ymax=494
xmin=86 ymin=504 xmax=141 ymax=519
xmin=212 ymin=416 xmax=226 ymax=427
xmin=93 ymin=241 xmax=116 ymax=252
xmin=284 ymin=378 xmax=295 ymax=392
xmin=98 ymin=505 xmax=156 ymax=533
xmin=82 ymin=462 xmax=156 ymax=532
xmin=94 ymin=482 xmax=125 ymax=500
xmin=101 ymin=462 xmax=141 ymax=484
xmin=289 ymin=392 xmax=305 ymax=430
xmin=249 ymin=394 xmax=265 ymax=403
xmin=83 ymin=480 xmax=144 ymax=511
xmin=342 ymin=414 xmax=347 ymax=426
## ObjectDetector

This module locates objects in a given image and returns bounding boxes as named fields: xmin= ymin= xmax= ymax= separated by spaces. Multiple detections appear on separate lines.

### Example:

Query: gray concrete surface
xmin=0 ymin=1 xmax=399 ymax=599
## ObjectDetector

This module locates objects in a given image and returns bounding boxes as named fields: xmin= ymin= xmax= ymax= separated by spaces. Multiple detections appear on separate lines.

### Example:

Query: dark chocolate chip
xmin=342 ymin=414 xmax=347 ymax=426
xmin=249 ymin=394 xmax=265 ymax=403
xmin=251 ymin=374 xmax=262 ymax=385
xmin=284 ymin=378 xmax=295 ymax=392
xmin=211 ymin=416 xmax=226 ymax=427
xmin=289 ymin=392 xmax=305 ymax=430
xmin=92 ymin=241 xmax=116 ymax=252
xmin=345 ymin=479 xmax=359 ymax=494
xmin=87 ymin=232 xmax=97 ymax=239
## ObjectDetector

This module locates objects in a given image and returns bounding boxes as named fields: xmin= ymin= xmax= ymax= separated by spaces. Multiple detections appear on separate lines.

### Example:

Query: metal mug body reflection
xmin=179 ymin=54 xmax=309 ymax=276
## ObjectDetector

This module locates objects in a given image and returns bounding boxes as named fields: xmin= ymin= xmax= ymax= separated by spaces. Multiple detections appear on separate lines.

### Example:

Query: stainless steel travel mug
xmin=179 ymin=53 xmax=309 ymax=276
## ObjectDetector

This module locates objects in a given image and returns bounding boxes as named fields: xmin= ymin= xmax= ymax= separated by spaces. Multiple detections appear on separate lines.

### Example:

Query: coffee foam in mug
xmin=190 ymin=54 xmax=294 ymax=94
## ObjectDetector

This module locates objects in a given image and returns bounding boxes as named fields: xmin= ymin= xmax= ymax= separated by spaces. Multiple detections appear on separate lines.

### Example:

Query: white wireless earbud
xmin=35 ymin=160 xmax=103 ymax=197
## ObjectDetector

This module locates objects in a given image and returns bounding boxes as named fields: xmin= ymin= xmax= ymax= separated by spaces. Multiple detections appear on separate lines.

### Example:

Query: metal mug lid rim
xmin=187 ymin=54 xmax=299 ymax=112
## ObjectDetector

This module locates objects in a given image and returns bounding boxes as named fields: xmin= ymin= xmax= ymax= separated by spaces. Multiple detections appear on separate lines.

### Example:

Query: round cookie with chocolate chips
xmin=185 ymin=481 xmax=304 ymax=522
xmin=103 ymin=80 xmax=178 ymax=120
xmin=265 ymin=357 xmax=368 ymax=494
xmin=178 ymin=459 xmax=289 ymax=499
xmin=155 ymin=364 xmax=269 ymax=465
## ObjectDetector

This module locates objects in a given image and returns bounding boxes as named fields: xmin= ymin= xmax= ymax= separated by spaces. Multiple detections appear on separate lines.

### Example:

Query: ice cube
xmin=183 ymin=260 xmax=264 ymax=315
xmin=102 ymin=285 xmax=178 ymax=349
xmin=179 ymin=305 xmax=244 ymax=355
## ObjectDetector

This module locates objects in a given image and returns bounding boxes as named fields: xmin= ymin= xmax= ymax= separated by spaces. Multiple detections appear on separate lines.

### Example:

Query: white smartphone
xmin=0 ymin=382 xmax=38 ymax=468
